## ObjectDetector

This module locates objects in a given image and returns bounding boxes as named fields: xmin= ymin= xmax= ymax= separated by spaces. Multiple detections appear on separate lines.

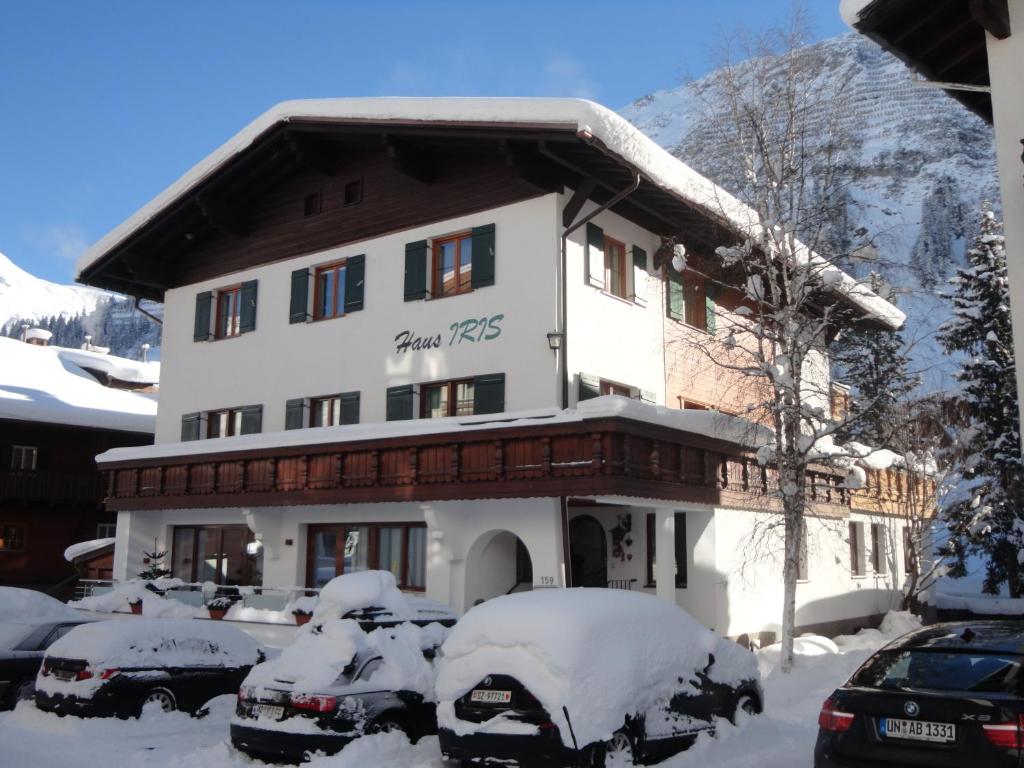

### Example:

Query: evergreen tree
xmin=939 ymin=205 xmax=1024 ymax=596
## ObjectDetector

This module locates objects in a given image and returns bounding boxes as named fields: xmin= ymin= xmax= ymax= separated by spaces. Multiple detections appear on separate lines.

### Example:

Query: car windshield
xmin=852 ymin=649 xmax=1023 ymax=694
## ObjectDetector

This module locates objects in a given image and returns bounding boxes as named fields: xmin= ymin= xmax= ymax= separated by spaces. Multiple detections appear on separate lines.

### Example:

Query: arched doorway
xmin=569 ymin=515 xmax=608 ymax=587
xmin=463 ymin=530 xmax=533 ymax=609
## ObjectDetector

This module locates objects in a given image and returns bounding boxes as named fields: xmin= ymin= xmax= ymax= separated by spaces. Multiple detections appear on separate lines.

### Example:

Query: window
xmin=849 ymin=521 xmax=866 ymax=576
xmin=421 ymin=379 xmax=475 ymax=418
xmin=600 ymin=380 xmax=633 ymax=398
xmin=903 ymin=527 xmax=915 ymax=575
xmin=193 ymin=405 xmax=262 ymax=439
xmin=208 ymin=408 xmax=244 ymax=439
xmin=344 ymin=179 xmax=363 ymax=206
xmin=797 ymin=521 xmax=809 ymax=581
xmin=304 ymin=191 xmax=322 ymax=217
xmin=579 ymin=374 xmax=653 ymax=404
xmin=307 ymin=522 xmax=426 ymax=590
xmin=215 ymin=286 xmax=242 ymax=338
xmin=314 ymin=260 xmax=348 ymax=321
xmin=645 ymin=512 xmax=687 ymax=588
xmin=604 ymin=236 xmax=628 ymax=299
xmin=172 ymin=525 xmax=262 ymax=585
xmin=10 ymin=445 xmax=37 ymax=471
xmin=433 ymin=232 xmax=473 ymax=298
xmin=667 ymin=272 xmax=708 ymax=330
xmin=312 ymin=395 xmax=350 ymax=427
xmin=0 ymin=524 xmax=26 ymax=551
xmin=871 ymin=523 xmax=888 ymax=575
xmin=97 ymin=523 xmax=116 ymax=539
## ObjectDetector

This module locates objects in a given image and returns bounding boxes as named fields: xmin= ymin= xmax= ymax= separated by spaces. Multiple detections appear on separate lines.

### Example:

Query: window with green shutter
xmin=289 ymin=269 xmax=310 ymax=324
xmin=473 ymin=373 xmax=505 ymax=415
xmin=285 ymin=398 xmax=307 ymax=430
xmin=585 ymin=223 xmax=605 ymax=289
xmin=386 ymin=385 xmax=415 ymax=421
xmin=181 ymin=413 xmax=202 ymax=441
xmin=404 ymin=241 xmax=428 ymax=301
xmin=193 ymin=292 xmax=213 ymax=342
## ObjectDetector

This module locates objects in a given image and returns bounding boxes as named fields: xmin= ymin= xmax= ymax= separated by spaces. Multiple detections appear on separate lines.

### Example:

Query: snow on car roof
xmin=436 ymin=588 xmax=758 ymax=749
xmin=0 ymin=337 xmax=156 ymax=433
xmin=44 ymin=618 xmax=263 ymax=669
xmin=0 ymin=587 xmax=83 ymax=624
xmin=312 ymin=570 xmax=457 ymax=625
xmin=75 ymin=97 xmax=902 ymax=329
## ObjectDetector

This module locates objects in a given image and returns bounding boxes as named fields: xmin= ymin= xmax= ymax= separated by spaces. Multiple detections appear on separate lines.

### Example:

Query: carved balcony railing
xmin=0 ymin=470 xmax=105 ymax=504
xmin=101 ymin=416 xmax=854 ymax=514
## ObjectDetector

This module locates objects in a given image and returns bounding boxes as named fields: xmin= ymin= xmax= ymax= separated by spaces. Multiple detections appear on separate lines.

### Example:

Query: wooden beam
xmin=970 ymin=0 xmax=1011 ymax=39
xmin=505 ymin=150 xmax=564 ymax=194
xmin=195 ymin=191 xmax=248 ymax=237
xmin=285 ymin=132 xmax=340 ymax=176
xmin=120 ymin=253 xmax=170 ymax=289
xmin=562 ymin=177 xmax=596 ymax=227
xmin=384 ymin=137 xmax=437 ymax=184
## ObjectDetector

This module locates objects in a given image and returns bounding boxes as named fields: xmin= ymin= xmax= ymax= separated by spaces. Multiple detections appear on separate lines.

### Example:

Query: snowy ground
xmin=0 ymin=617 xmax=911 ymax=768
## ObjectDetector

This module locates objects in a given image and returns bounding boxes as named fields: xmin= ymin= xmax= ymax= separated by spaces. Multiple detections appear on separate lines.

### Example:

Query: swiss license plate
xmin=470 ymin=689 xmax=512 ymax=704
xmin=53 ymin=670 xmax=75 ymax=682
xmin=883 ymin=718 xmax=956 ymax=743
xmin=254 ymin=703 xmax=284 ymax=720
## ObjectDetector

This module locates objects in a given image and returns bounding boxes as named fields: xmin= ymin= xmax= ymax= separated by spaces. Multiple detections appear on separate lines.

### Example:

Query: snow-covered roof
xmin=57 ymin=347 xmax=160 ymax=386
xmin=75 ymin=97 xmax=903 ymax=329
xmin=94 ymin=396 xmax=766 ymax=465
xmin=63 ymin=538 xmax=116 ymax=563
xmin=0 ymin=336 xmax=156 ymax=434
xmin=839 ymin=0 xmax=876 ymax=26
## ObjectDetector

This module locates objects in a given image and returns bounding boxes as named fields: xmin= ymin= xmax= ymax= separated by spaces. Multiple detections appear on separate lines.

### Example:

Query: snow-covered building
xmin=0 ymin=335 xmax=156 ymax=590
xmin=76 ymin=98 xmax=910 ymax=641
xmin=841 ymin=0 xmax=1024 ymax=444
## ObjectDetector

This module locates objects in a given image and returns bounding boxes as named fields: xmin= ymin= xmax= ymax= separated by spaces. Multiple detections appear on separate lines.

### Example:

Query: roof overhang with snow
xmin=77 ymin=98 xmax=902 ymax=328
xmin=841 ymin=0 xmax=1005 ymax=123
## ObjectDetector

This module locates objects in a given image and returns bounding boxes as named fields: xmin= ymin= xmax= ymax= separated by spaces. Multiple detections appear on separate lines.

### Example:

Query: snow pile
xmin=63 ymin=538 xmax=115 ymax=563
xmin=832 ymin=610 xmax=922 ymax=653
xmin=69 ymin=579 xmax=200 ymax=618
xmin=0 ymin=336 xmax=156 ymax=433
xmin=436 ymin=589 xmax=758 ymax=748
xmin=0 ymin=587 xmax=83 ymax=622
xmin=313 ymin=570 xmax=408 ymax=622
xmin=56 ymin=348 xmax=160 ymax=386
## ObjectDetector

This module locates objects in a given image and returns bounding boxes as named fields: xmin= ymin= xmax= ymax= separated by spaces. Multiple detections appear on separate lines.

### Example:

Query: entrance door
xmin=569 ymin=515 xmax=608 ymax=587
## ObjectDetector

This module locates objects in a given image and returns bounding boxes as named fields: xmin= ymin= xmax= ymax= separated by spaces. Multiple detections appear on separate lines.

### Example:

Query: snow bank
xmin=43 ymin=618 xmax=263 ymax=670
xmin=63 ymin=538 xmax=115 ymax=563
xmin=934 ymin=591 xmax=1024 ymax=616
xmin=0 ymin=336 xmax=155 ymax=433
xmin=436 ymin=589 xmax=758 ymax=748
xmin=69 ymin=580 xmax=200 ymax=618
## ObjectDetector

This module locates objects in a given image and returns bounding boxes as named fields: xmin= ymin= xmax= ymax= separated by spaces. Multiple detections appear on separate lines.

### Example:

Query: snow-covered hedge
xmin=436 ymin=589 xmax=758 ymax=749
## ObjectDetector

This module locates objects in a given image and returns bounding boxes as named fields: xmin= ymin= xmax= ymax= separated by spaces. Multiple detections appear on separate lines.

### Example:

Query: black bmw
xmin=814 ymin=620 xmax=1024 ymax=767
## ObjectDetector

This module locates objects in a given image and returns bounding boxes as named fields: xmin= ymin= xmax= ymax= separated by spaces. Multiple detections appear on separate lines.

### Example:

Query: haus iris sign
xmin=394 ymin=313 xmax=504 ymax=354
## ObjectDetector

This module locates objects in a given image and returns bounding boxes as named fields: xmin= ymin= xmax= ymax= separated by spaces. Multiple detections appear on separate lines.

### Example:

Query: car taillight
xmin=289 ymin=694 xmax=336 ymax=713
xmin=40 ymin=663 xmax=51 ymax=677
xmin=983 ymin=715 xmax=1024 ymax=749
xmin=238 ymin=685 xmax=254 ymax=702
xmin=818 ymin=697 xmax=855 ymax=732
xmin=98 ymin=668 xmax=119 ymax=680
xmin=75 ymin=669 xmax=93 ymax=681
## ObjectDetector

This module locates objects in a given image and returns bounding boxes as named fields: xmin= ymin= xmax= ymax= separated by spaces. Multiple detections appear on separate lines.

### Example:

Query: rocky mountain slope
xmin=623 ymin=33 xmax=998 ymax=391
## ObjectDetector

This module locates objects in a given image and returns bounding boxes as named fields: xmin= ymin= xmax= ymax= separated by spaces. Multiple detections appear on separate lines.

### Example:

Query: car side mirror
xmin=703 ymin=653 xmax=716 ymax=674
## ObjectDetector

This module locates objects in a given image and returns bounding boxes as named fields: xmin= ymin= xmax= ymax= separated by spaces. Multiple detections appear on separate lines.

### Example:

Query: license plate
xmin=882 ymin=718 xmax=956 ymax=743
xmin=53 ymin=670 xmax=75 ymax=682
xmin=254 ymin=703 xmax=284 ymax=720
xmin=470 ymin=689 xmax=512 ymax=704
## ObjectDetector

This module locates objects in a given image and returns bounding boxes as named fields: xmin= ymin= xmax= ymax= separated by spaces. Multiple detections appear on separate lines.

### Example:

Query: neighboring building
xmin=842 ymin=0 xmax=1024 ymax=442
xmin=0 ymin=334 xmax=156 ymax=590
xmin=77 ymin=98 xmax=908 ymax=640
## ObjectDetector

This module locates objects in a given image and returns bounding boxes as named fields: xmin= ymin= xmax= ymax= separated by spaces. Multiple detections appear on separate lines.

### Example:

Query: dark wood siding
xmin=173 ymin=148 xmax=547 ymax=286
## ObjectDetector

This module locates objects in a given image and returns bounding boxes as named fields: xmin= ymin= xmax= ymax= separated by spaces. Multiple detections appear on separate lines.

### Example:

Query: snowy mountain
xmin=0 ymin=251 xmax=163 ymax=360
xmin=623 ymin=33 xmax=998 ymax=391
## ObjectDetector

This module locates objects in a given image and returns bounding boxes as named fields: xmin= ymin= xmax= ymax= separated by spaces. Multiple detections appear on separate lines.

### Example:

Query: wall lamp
xmin=546 ymin=332 xmax=564 ymax=351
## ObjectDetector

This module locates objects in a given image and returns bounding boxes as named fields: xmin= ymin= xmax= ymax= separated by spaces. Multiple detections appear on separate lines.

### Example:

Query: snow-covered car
xmin=436 ymin=589 xmax=762 ymax=767
xmin=34 ymin=618 xmax=265 ymax=718
xmin=0 ymin=588 xmax=95 ymax=709
xmin=230 ymin=570 xmax=456 ymax=762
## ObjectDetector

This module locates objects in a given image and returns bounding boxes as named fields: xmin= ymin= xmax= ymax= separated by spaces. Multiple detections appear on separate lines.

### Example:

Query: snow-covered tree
xmin=938 ymin=206 xmax=1024 ymax=596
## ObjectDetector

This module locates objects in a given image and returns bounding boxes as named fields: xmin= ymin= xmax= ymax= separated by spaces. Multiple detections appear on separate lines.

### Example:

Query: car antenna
xmin=562 ymin=706 xmax=581 ymax=759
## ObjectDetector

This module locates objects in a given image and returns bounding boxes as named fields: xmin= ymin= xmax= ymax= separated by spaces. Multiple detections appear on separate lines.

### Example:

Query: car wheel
xmin=603 ymin=730 xmax=634 ymax=768
xmin=138 ymin=687 xmax=177 ymax=716
xmin=368 ymin=714 xmax=408 ymax=737
xmin=732 ymin=693 xmax=759 ymax=722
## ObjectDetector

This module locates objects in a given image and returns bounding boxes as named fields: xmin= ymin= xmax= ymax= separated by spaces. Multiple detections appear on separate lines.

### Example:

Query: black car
xmin=0 ymin=618 xmax=92 ymax=709
xmin=231 ymin=604 xmax=456 ymax=763
xmin=34 ymin=618 xmax=265 ymax=718
xmin=814 ymin=620 xmax=1024 ymax=768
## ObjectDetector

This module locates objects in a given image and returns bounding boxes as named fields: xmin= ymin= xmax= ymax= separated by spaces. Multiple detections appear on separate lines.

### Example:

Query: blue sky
xmin=0 ymin=1 xmax=846 ymax=285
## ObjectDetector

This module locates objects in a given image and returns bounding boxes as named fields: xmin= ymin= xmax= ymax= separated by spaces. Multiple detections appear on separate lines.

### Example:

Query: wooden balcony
xmin=101 ymin=415 xmax=853 ymax=514
xmin=0 ymin=470 xmax=104 ymax=504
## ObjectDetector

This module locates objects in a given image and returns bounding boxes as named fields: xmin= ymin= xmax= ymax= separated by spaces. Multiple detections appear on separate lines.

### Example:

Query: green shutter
xmin=585 ymin=223 xmax=605 ymax=289
xmin=344 ymin=255 xmax=366 ymax=313
xmin=579 ymin=373 xmax=601 ymax=402
xmin=193 ymin=292 xmax=212 ymax=341
xmin=631 ymin=245 xmax=648 ymax=305
xmin=285 ymin=398 xmax=306 ymax=430
xmin=473 ymin=373 xmax=505 ymax=415
xmin=181 ymin=412 xmax=201 ymax=441
xmin=239 ymin=405 xmax=263 ymax=435
xmin=705 ymin=282 xmax=718 ymax=335
xmin=340 ymin=391 xmax=360 ymax=425
xmin=667 ymin=275 xmax=684 ymax=321
xmin=674 ymin=512 xmax=687 ymax=588
xmin=239 ymin=280 xmax=258 ymax=333
xmin=386 ymin=385 xmax=415 ymax=421
xmin=289 ymin=269 xmax=310 ymax=324
xmin=632 ymin=246 xmax=647 ymax=272
xmin=404 ymin=240 xmax=428 ymax=301
xmin=470 ymin=223 xmax=495 ymax=289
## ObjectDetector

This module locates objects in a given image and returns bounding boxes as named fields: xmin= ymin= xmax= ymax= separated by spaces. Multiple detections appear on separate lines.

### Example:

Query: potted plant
xmin=128 ymin=598 xmax=144 ymax=616
xmin=206 ymin=596 xmax=233 ymax=620
xmin=292 ymin=608 xmax=313 ymax=626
